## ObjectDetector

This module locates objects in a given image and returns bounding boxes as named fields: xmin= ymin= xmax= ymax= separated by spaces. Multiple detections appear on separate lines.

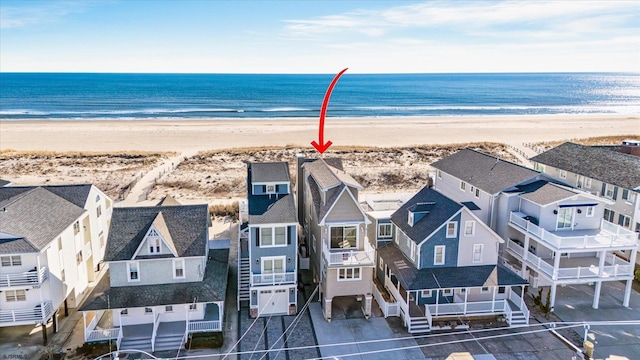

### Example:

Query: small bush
xmin=74 ymin=341 xmax=115 ymax=358
xmin=209 ymin=202 xmax=239 ymax=221
xmin=635 ymin=268 xmax=640 ymax=281
xmin=186 ymin=332 xmax=223 ymax=349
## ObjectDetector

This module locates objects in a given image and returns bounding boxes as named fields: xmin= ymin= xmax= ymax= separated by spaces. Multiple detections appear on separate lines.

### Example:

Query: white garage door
xmin=258 ymin=289 xmax=288 ymax=315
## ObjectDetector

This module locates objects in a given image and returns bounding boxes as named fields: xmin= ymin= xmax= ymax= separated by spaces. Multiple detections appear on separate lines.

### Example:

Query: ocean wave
xmin=260 ymin=107 xmax=314 ymax=112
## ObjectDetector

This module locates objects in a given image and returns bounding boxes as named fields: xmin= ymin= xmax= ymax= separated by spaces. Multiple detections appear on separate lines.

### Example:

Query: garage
xmin=258 ymin=288 xmax=288 ymax=315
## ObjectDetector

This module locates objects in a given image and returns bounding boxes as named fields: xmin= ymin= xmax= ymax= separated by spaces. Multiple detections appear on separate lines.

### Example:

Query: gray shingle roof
xmin=156 ymin=195 xmax=182 ymax=206
xmin=0 ymin=187 xmax=86 ymax=254
xmin=0 ymin=184 xmax=93 ymax=208
xmin=391 ymin=187 xmax=462 ymax=243
xmin=378 ymin=243 xmax=527 ymax=290
xmin=0 ymin=179 xmax=10 ymax=187
xmin=530 ymin=142 xmax=640 ymax=190
xmin=79 ymin=248 xmax=229 ymax=311
xmin=304 ymin=159 xmax=360 ymax=191
xmin=250 ymin=162 xmax=291 ymax=183
xmin=519 ymin=181 xmax=576 ymax=206
xmin=432 ymin=149 xmax=539 ymax=194
xmin=104 ymin=204 xmax=209 ymax=261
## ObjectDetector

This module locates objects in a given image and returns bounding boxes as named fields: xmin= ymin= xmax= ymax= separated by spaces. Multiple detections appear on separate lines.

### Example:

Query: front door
xmin=556 ymin=207 xmax=573 ymax=230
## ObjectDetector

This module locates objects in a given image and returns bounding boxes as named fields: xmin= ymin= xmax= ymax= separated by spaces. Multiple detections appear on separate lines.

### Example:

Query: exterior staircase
xmin=154 ymin=333 xmax=184 ymax=352
xmin=119 ymin=336 xmax=153 ymax=354
xmin=238 ymin=257 xmax=250 ymax=304
xmin=507 ymin=310 xmax=528 ymax=326
xmin=408 ymin=317 xmax=431 ymax=333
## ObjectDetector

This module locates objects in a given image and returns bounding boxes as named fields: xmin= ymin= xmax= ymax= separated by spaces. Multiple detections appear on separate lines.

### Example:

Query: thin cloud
xmin=0 ymin=1 xmax=91 ymax=29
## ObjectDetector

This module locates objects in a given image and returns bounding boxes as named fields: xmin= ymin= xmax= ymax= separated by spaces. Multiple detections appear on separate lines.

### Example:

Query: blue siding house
xmin=238 ymin=162 xmax=298 ymax=317
xmin=376 ymin=187 xmax=529 ymax=333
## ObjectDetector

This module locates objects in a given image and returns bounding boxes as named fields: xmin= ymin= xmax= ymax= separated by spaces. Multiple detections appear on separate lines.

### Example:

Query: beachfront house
xmin=375 ymin=187 xmax=529 ymax=333
xmin=530 ymin=141 xmax=640 ymax=266
xmin=237 ymin=162 xmax=298 ymax=317
xmin=502 ymin=180 xmax=638 ymax=309
xmin=79 ymin=203 xmax=228 ymax=353
xmin=0 ymin=185 xmax=112 ymax=334
xmin=297 ymin=156 xmax=375 ymax=321
xmin=432 ymin=148 xmax=639 ymax=310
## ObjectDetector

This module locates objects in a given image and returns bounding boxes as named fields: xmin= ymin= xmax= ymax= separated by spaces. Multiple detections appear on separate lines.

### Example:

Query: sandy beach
xmin=1 ymin=114 xmax=638 ymax=152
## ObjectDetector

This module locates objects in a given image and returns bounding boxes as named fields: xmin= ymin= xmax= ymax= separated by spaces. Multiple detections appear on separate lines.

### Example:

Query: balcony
xmin=0 ymin=301 xmax=53 ymax=325
xmin=0 ymin=266 xmax=49 ymax=288
xmin=509 ymin=212 xmax=638 ymax=250
xmin=251 ymin=272 xmax=296 ymax=285
xmin=322 ymin=241 xmax=375 ymax=267
xmin=506 ymin=239 xmax=634 ymax=282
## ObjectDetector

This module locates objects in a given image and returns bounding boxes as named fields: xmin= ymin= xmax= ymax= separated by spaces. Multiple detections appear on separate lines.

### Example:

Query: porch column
xmin=324 ymin=297 xmax=332 ymax=322
xmin=598 ymin=251 xmax=606 ymax=276
xmin=435 ymin=290 xmax=439 ymax=316
xmin=521 ymin=236 xmax=530 ymax=279
xmin=83 ymin=312 xmax=87 ymax=341
xmin=520 ymin=286 xmax=526 ymax=310
xmin=549 ymin=284 xmax=557 ymax=311
xmin=553 ymin=252 xmax=561 ymax=280
xmin=491 ymin=286 xmax=497 ymax=312
xmin=219 ymin=301 xmax=224 ymax=328
xmin=593 ymin=281 xmax=602 ymax=309
xmin=463 ymin=288 xmax=468 ymax=314
xmin=364 ymin=294 xmax=373 ymax=319
xmin=623 ymin=279 xmax=633 ymax=307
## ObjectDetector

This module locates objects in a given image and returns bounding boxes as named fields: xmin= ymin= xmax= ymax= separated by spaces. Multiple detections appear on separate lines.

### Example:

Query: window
xmin=189 ymin=304 xmax=197 ymax=311
xmin=266 ymin=184 xmax=275 ymax=193
xmin=585 ymin=177 xmax=592 ymax=189
xmin=481 ymin=287 xmax=490 ymax=293
xmin=144 ymin=307 xmax=153 ymax=314
xmin=586 ymin=206 xmax=594 ymax=217
xmin=603 ymin=208 xmax=615 ymax=222
xmin=1 ymin=255 xmax=21 ymax=267
xmin=556 ymin=207 xmax=573 ymax=229
xmin=149 ymin=238 xmax=161 ymax=253
xmin=73 ymin=221 xmax=80 ymax=235
xmin=460 ymin=288 xmax=467 ymax=294
xmin=5 ymin=290 xmax=26 ymax=302
xmin=274 ymin=227 xmax=286 ymax=246
xmin=96 ymin=205 xmax=102 ymax=217
xmin=173 ymin=259 xmax=185 ymax=279
xmin=475 ymin=188 xmax=480 ymax=198
xmin=421 ymin=290 xmax=432 ymax=297
xmin=559 ymin=170 xmax=567 ymax=179
xmin=473 ymin=244 xmax=483 ymax=263
xmin=127 ymin=262 xmax=139 ymax=282
xmin=379 ymin=257 xmax=384 ymax=271
xmin=604 ymin=184 xmax=615 ymax=199
xmin=434 ymin=245 xmax=445 ymax=265
xmin=337 ymin=267 xmax=362 ymax=281
xmin=437 ymin=170 xmax=442 ymax=179
xmin=120 ymin=309 xmax=128 ymax=315
xmin=464 ymin=221 xmax=475 ymax=236
xmin=330 ymin=226 xmax=357 ymax=249
xmin=165 ymin=305 xmax=173 ymax=312
xmin=443 ymin=289 xmax=452 ymax=296
xmin=410 ymin=242 xmax=416 ymax=261
xmin=76 ymin=251 xmax=83 ymax=265
xmin=470 ymin=186 xmax=474 ymax=193
xmin=446 ymin=222 xmax=457 ymax=238
xmin=262 ymin=257 xmax=285 ymax=274
xmin=378 ymin=223 xmax=392 ymax=238
xmin=618 ymin=214 xmax=631 ymax=229
xmin=460 ymin=181 xmax=466 ymax=191
xmin=498 ymin=287 xmax=506 ymax=294
xmin=534 ymin=163 xmax=545 ymax=172
xmin=623 ymin=189 xmax=636 ymax=204
xmin=636 ymin=222 xmax=640 ymax=233
xmin=260 ymin=227 xmax=273 ymax=246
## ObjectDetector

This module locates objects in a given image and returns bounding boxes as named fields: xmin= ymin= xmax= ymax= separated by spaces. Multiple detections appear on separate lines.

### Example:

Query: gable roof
xmin=377 ymin=243 xmax=526 ymax=290
xmin=0 ymin=184 xmax=94 ymax=208
xmin=0 ymin=187 xmax=86 ymax=254
xmin=303 ymin=159 xmax=361 ymax=191
xmin=391 ymin=187 xmax=462 ymax=243
xmin=530 ymin=142 xmax=640 ymax=190
xmin=0 ymin=179 xmax=10 ymax=187
xmin=80 ymin=248 xmax=229 ymax=311
xmin=432 ymin=148 xmax=539 ymax=194
xmin=156 ymin=195 xmax=182 ymax=206
xmin=250 ymin=162 xmax=291 ymax=183
xmin=519 ymin=181 xmax=577 ymax=206
xmin=104 ymin=204 xmax=208 ymax=261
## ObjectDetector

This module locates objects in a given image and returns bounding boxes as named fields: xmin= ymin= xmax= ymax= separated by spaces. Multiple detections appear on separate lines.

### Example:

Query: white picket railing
xmin=251 ymin=272 xmax=296 ymax=285
xmin=372 ymin=283 xmax=400 ymax=318
xmin=428 ymin=300 xmax=507 ymax=317
xmin=0 ymin=301 xmax=52 ymax=324
xmin=0 ymin=266 xmax=49 ymax=288
xmin=86 ymin=328 xmax=120 ymax=342
xmin=188 ymin=320 xmax=221 ymax=332
xmin=322 ymin=241 xmax=375 ymax=266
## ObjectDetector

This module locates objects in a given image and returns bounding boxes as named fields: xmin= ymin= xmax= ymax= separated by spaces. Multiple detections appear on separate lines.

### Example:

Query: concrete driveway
xmin=552 ymin=281 xmax=640 ymax=360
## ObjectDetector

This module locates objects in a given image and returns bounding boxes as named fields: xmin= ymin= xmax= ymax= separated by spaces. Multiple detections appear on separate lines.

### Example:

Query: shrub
xmin=186 ymin=332 xmax=223 ymax=349
xmin=209 ymin=202 xmax=239 ymax=221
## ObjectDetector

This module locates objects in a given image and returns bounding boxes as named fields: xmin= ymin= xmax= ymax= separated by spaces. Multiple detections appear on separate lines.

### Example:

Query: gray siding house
xmin=79 ymin=203 xmax=228 ymax=353
xmin=238 ymin=162 xmax=298 ymax=317
xmin=298 ymin=156 xmax=374 ymax=321
xmin=376 ymin=187 xmax=529 ymax=333
xmin=530 ymin=142 xmax=640 ymax=265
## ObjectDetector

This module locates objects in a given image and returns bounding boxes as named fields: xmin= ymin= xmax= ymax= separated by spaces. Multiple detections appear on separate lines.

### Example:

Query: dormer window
xmin=267 ymin=185 xmax=275 ymax=193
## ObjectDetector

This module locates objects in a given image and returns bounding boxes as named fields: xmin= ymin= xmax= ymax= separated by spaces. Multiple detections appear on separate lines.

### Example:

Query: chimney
xmin=620 ymin=139 xmax=640 ymax=157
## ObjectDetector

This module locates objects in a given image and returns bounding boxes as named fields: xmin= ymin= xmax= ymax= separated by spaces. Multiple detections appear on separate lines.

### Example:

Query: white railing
xmin=151 ymin=313 xmax=161 ymax=352
xmin=509 ymin=212 xmax=638 ymax=250
xmin=428 ymin=300 xmax=507 ymax=317
xmin=86 ymin=328 xmax=120 ymax=342
xmin=251 ymin=272 xmax=296 ymax=285
xmin=0 ymin=301 xmax=53 ymax=324
xmin=372 ymin=284 xmax=400 ymax=318
xmin=116 ymin=328 xmax=123 ymax=350
xmin=239 ymin=200 xmax=248 ymax=223
xmin=508 ymin=290 xmax=530 ymax=321
xmin=188 ymin=320 xmax=221 ymax=332
xmin=0 ymin=266 xmax=49 ymax=288
xmin=506 ymin=240 xmax=555 ymax=276
xmin=322 ymin=241 xmax=375 ymax=266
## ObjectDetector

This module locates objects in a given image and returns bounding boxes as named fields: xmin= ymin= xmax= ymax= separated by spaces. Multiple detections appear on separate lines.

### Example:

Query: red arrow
xmin=311 ymin=67 xmax=348 ymax=154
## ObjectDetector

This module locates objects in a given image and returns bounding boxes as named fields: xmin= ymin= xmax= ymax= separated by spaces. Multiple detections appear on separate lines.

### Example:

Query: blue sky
xmin=1 ymin=0 xmax=638 ymax=73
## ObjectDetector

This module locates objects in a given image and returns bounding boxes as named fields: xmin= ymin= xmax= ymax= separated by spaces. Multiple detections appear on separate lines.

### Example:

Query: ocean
xmin=0 ymin=72 xmax=638 ymax=119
